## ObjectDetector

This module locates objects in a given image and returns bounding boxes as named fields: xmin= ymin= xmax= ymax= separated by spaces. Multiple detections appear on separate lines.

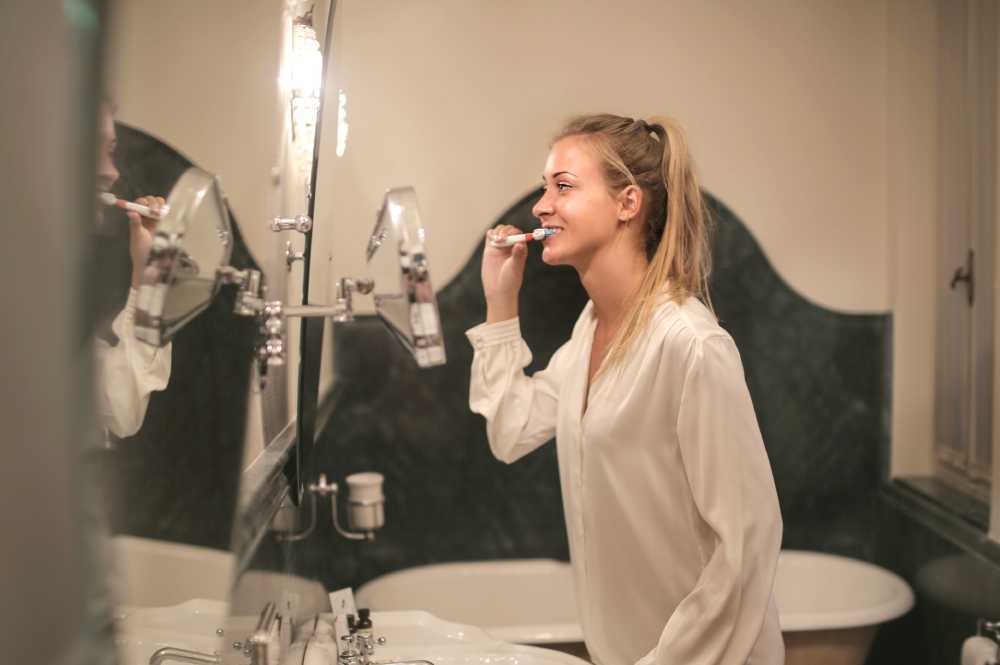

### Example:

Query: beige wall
xmin=312 ymin=0 xmax=891 ymax=314
xmin=887 ymin=0 xmax=938 ymax=477
xmin=311 ymin=1 xmax=943 ymax=473
xmin=107 ymin=1 xmax=286 ymax=261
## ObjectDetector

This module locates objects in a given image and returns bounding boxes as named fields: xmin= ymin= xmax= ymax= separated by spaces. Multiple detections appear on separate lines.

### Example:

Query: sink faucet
xmin=338 ymin=638 xmax=434 ymax=665
xmin=339 ymin=631 xmax=391 ymax=665
xmin=337 ymin=610 xmax=434 ymax=665
xmin=148 ymin=647 xmax=220 ymax=665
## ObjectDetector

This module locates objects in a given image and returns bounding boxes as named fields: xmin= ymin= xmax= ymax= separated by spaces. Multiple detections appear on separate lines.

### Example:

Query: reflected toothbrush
xmin=98 ymin=192 xmax=170 ymax=219
xmin=488 ymin=227 xmax=560 ymax=247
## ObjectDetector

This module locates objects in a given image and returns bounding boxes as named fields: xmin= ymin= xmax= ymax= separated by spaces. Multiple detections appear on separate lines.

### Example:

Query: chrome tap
xmin=339 ymin=633 xmax=362 ymax=665
xmin=356 ymin=632 xmax=377 ymax=664
xmin=338 ymin=613 xmax=389 ymax=665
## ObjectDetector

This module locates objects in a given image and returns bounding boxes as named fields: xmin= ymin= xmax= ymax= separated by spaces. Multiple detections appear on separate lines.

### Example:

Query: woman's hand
xmin=482 ymin=224 xmax=527 ymax=323
xmin=128 ymin=196 xmax=166 ymax=289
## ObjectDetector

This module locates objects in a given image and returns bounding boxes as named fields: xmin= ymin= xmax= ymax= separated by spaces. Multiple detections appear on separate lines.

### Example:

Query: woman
xmin=93 ymin=98 xmax=171 ymax=440
xmin=466 ymin=114 xmax=784 ymax=665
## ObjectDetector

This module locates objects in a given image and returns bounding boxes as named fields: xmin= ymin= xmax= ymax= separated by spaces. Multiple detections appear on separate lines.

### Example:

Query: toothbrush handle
xmin=118 ymin=199 xmax=170 ymax=219
xmin=489 ymin=232 xmax=529 ymax=247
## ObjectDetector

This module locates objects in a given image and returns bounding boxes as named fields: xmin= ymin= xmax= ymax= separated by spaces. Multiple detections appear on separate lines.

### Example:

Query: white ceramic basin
xmin=332 ymin=610 xmax=590 ymax=665
xmin=114 ymin=598 xmax=228 ymax=665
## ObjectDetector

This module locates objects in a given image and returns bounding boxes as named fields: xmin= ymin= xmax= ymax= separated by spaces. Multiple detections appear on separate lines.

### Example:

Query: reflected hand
xmin=482 ymin=224 xmax=526 ymax=322
xmin=128 ymin=195 xmax=165 ymax=288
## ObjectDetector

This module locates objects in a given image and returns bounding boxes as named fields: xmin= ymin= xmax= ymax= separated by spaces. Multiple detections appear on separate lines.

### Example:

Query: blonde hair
xmin=552 ymin=114 xmax=714 ymax=370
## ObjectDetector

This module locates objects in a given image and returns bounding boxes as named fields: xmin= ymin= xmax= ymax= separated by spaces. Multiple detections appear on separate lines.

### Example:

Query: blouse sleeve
xmin=638 ymin=334 xmax=783 ymax=665
xmin=94 ymin=288 xmax=173 ymax=438
xmin=466 ymin=317 xmax=571 ymax=464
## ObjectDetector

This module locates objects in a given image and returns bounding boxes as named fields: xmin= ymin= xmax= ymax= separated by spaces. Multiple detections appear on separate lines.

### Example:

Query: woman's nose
xmin=98 ymin=155 xmax=119 ymax=190
xmin=532 ymin=190 xmax=552 ymax=220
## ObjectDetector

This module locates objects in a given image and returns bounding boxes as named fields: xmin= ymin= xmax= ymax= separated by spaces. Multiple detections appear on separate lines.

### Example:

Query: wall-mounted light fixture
xmin=289 ymin=11 xmax=322 ymax=171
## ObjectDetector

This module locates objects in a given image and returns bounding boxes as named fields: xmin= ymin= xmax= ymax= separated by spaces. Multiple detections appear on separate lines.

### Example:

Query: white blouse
xmin=466 ymin=297 xmax=784 ymax=665
xmin=95 ymin=288 xmax=172 ymax=439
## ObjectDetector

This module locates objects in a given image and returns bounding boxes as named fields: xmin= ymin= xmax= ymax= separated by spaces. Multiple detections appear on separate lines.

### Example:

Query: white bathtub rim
xmin=777 ymin=551 xmax=915 ymax=632
xmin=359 ymin=558 xmax=570 ymax=582
xmin=360 ymin=553 xmax=916 ymax=636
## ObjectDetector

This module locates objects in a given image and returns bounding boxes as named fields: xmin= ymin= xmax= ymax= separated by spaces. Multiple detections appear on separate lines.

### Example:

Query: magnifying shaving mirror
xmin=358 ymin=186 xmax=447 ymax=368
xmin=134 ymin=166 xmax=236 ymax=346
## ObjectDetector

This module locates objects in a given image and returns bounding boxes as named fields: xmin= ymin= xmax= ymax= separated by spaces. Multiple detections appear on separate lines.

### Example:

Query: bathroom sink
xmin=114 ymin=599 xmax=229 ymax=665
xmin=327 ymin=610 xmax=589 ymax=665
xmin=114 ymin=598 xmax=261 ymax=665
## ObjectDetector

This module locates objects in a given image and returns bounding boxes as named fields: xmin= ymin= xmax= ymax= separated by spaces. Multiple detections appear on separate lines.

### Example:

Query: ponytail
xmin=552 ymin=114 xmax=713 ymax=373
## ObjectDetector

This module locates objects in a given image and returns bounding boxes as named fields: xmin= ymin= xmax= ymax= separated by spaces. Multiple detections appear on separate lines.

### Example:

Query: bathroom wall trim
xmin=898 ymin=476 xmax=989 ymax=529
xmin=883 ymin=478 xmax=1000 ymax=566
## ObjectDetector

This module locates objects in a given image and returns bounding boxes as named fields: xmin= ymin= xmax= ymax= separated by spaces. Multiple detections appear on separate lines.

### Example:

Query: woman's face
xmin=97 ymin=105 xmax=120 ymax=195
xmin=532 ymin=135 xmax=623 ymax=268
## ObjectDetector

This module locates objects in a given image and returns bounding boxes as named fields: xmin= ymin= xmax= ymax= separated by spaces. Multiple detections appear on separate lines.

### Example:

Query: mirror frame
xmin=287 ymin=0 xmax=339 ymax=505
xmin=224 ymin=0 xmax=339 ymax=583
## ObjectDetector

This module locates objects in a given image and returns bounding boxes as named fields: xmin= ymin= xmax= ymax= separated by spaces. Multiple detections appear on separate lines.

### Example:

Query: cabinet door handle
xmin=949 ymin=249 xmax=974 ymax=306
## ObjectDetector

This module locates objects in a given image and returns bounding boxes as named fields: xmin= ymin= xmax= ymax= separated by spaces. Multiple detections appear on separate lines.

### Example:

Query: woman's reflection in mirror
xmin=467 ymin=114 xmax=784 ymax=665
xmin=92 ymin=97 xmax=172 ymax=441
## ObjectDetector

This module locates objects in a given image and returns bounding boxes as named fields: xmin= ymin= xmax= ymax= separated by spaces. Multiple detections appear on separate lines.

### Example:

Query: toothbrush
xmin=98 ymin=192 xmax=170 ymax=219
xmin=489 ymin=228 xmax=560 ymax=247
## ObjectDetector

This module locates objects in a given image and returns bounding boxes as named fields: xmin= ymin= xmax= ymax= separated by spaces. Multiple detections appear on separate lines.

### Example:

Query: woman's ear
xmin=617 ymin=185 xmax=643 ymax=223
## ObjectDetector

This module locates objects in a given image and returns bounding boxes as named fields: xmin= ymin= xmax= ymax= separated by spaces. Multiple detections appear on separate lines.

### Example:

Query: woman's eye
xmin=556 ymin=183 xmax=572 ymax=192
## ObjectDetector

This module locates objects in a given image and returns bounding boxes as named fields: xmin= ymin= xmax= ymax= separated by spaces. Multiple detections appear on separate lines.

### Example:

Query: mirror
xmin=365 ymin=187 xmax=447 ymax=368
xmin=94 ymin=121 xmax=259 ymax=665
xmin=134 ymin=167 xmax=233 ymax=346
xmin=93 ymin=1 xmax=311 ymax=664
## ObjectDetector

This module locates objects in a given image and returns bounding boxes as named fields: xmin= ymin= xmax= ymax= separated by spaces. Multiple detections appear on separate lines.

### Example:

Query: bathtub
xmin=356 ymin=551 xmax=914 ymax=665
xmin=109 ymin=535 xmax=235 ymax=607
